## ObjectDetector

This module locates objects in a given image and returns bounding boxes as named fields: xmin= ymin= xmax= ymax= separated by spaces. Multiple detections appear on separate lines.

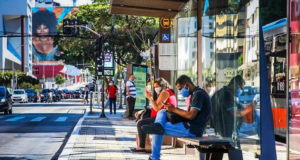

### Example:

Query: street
xmin=0 ymin=99 xmax=86 ymax=160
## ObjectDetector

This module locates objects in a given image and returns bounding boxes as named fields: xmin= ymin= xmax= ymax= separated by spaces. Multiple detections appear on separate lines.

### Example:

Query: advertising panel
xmin=132 ymin=65 xmax=147 ymax=110
xmin=104 ymin=52 xmax=114 ymax=68
xmin=32 ymin=7 xmax=76 ymax=62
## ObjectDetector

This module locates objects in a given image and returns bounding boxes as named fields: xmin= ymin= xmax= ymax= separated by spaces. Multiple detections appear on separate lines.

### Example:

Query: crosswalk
xmin=4 ymin=116 xmax=69 ymax=122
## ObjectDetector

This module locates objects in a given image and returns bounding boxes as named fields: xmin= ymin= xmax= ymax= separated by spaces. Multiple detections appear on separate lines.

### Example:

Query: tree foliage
xmin=0 ymin=71 xmax=39 ymax=87
xmin=55 ymin=74 xmax=66 ymax=85
xmin=260 ymin=0 xmax=286 ymax=26
xmin=54 ymin=3 xmax=159 ymax=68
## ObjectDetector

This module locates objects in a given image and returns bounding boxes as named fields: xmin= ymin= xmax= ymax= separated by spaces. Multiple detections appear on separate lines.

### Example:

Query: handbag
xmin=136 ymin=107 xmax=151 ymax=122
xmin=166 ymin=112 xmax=188 ymax=124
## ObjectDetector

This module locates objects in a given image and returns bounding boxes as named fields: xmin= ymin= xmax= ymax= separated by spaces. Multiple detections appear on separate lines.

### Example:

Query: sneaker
xmin=142 ymin=123 xmax=165 ymax=135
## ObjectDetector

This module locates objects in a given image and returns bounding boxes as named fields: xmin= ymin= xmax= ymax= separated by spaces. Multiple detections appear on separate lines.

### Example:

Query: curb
xmin=58 ymin=107 xmax=89 ymax=160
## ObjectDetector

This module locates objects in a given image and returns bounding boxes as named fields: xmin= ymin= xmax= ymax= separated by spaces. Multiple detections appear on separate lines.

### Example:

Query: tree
xmin=54 ymin=3 xmax=159 ymax=67
xmin=21 ymin=82 xmax=32 ymax=89
xmin=55 ymin=74 xmax=66 ymax=85
xmin=260 ymin=0 xmax=286 ymax=25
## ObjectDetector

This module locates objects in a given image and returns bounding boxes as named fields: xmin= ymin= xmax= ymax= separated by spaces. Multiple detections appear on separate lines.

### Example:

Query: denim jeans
xmin=109 ymin=98 xmax=116 ymax=113
xmin=150 ymin=110 xmax=195 ymax=160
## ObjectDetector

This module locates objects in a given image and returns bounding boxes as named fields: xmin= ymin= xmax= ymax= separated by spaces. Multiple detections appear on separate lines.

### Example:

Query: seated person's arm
xmin=146 ymin=90 xmax=169 ymax=111
xmin=169 ymin=107 xmax=199 ymax=120
xmin=166 ymin=91 xmax=204 ymax=120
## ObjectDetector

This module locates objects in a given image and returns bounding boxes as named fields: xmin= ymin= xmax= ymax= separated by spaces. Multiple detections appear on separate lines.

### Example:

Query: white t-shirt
xmin=126 ymin=80 xmax=136 ymax=98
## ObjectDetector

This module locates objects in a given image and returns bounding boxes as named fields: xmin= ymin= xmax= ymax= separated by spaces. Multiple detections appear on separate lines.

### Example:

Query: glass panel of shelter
xmin=202 ymin=0 xmax=261 ymax=155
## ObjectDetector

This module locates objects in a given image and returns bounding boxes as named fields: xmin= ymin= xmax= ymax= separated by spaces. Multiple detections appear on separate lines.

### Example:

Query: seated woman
xmin=131 ymin=78 xmax=177 ymax=152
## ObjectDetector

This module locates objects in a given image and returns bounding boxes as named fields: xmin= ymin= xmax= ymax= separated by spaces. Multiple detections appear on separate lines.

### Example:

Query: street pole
xmin=148 ymin=39 xmax=153 ymax=90
xmin=100 ymin=38 xmax=106 ymax=118
xmin=118 ymin=63 xmax=123 ymax=109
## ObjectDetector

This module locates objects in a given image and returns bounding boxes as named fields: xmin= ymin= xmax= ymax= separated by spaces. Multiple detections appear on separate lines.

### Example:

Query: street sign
xmin=162 ymin=34 xmax=169 ymax=41
xmin=97 ymin=69 xmax=114 ymax=76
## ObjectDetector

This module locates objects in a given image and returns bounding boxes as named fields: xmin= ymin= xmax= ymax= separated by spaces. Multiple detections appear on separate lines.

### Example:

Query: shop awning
xmin=238 ymin=61 xmax=258 ymax=70
xmin=109 ymin=0 xmax=188 ymax=18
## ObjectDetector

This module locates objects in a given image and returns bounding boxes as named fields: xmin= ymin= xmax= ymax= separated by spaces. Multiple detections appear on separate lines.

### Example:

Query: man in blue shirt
xmin=142 ymin=75 xmax=212 ymax=160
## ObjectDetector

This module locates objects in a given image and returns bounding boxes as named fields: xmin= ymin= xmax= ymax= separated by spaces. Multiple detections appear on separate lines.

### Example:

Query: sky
xmin=54 ymin=0 xmax=93 ymax=6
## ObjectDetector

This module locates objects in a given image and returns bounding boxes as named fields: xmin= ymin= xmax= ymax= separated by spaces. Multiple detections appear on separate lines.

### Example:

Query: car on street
xmin=73 ymin=90 xmax=81 ymax=99
xmin=58 ymin=90 xmax=64 ymax=99
xmin=0 ymin=86 xmax=13 ymax=114
xmin=25 ymin=88 xmax=35 ymax=102
xmin=64 ymin=91 xmax=73 ymax=99
xmin=177 ymin=94 xmax=186 ymax=102
xmin=40 ymin=89 xmax=49 ymax=102
xmin=12 ymin=89 xmax=28 ymax=103
xmin=237 ymin=86 xmax=256 ymax=105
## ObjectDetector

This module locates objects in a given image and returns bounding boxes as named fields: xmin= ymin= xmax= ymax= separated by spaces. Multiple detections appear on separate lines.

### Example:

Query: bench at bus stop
xmin=177 ymin=136 xmax=243 ymax=160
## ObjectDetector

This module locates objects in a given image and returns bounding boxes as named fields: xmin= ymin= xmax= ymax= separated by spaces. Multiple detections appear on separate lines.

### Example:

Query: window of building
xmin=210 ymin=52 xmax=214 ymax=59
xmin=209 ymin=16 xmax=213 ymax=20
xmin=29 ymin=25 xmax=32 ymax=31
xmin=29 ymin=15 xmax=31 ymax=23
xmin=35 ymin=68 xmax=39 ymax=74
xmin=29 ymin=44 xmax=32 ymax=51
xmin=210 ymin=32 xmax=214 ymax=37
xmin=194 ymin=21 xmax=197 ymax=29
xmin=210 ymin=42 xmax=213 ymax=49
xmin=194 ymin=41 xmax=197 ymax=48
xmin=27 ymin=4 xmax=31 ymax=11
xmin=209 ymin=23 xmax=213 ymax=29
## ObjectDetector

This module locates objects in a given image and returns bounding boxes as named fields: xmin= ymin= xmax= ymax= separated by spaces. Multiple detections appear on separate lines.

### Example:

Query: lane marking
xmin=31 ymin=117 xmax=46 ymax=121
xmin=55 ymin=117 xmax=68 ymax=122
xmin=6 ymin=116 xmax=25 ymax=121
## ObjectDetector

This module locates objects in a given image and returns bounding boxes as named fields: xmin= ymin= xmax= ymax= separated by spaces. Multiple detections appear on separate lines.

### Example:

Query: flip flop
xmin=130 ymin=147 xmax=146 ymax=153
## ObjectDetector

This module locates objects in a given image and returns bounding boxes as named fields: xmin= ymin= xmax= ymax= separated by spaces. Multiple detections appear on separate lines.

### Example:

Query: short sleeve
xmin=191 ymin=91 xmax=205 ymax=111
xmin=223 ymin=91 xmax=235 ymax=115
xmin=126 ymin=81 xmax=131 ymax=87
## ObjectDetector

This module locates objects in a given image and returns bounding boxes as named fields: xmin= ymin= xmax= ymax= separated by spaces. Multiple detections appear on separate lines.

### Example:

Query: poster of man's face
xmin=32 ymin=7 xmax=75 ymax=62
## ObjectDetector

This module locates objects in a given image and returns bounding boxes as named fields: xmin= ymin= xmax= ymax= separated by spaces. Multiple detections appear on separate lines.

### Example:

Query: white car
xmin=12 ymin=89 xmax=28 ymax=103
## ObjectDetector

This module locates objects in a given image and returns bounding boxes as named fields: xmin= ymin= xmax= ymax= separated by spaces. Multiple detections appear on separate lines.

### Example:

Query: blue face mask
xmin=180 ymin=86 xmax=190 ymax=97
xmin=236 ymin=88 xmax=242 ymax=97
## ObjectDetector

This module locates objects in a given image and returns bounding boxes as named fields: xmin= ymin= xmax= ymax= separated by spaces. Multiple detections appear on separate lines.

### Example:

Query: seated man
xmin=142 ymin=75 xmax=212 ymax=160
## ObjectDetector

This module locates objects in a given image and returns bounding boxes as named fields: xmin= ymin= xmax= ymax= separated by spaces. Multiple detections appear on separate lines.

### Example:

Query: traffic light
xmin=63 ymin=19 xmax=72 ymax=35
xmin=96 ymin=58 xmax=103 ymax=74
xmin=71 ymin=19 xmax=80 ymax=36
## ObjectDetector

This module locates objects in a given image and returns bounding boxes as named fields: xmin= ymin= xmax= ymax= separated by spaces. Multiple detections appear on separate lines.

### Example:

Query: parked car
xmin=64 ymin=91 xmax=73 ymax=99
xmin=25 ymin=88 xmax=35 ymax=102
xmin=40 ymin=89 xmax=49 ymax=102
xmin=73 ymin=91 xmax=81 ymax=99
xmin=12 ymin=89 xmax=28 ymax=103
xmin=237 ymin=86 xmax=256 ymax=105
xmin=0 ymin=86 xmax=13 ymax=114
xmin=58 ymin=90 xmax=64 ymax=99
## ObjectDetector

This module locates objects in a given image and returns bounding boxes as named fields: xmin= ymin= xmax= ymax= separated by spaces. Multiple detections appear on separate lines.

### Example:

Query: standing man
xmin=107 ymin=80 xmax=118 ymax=114
xmin=126 ymin=74 xmax=136 ymax=120
xmin=85 ymin=86 xmax=89 ymax=104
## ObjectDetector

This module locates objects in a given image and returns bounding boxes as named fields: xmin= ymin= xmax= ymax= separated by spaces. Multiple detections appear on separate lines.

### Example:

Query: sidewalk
xmin=59 ymin=105 xmax=287 ymax=160
xmin=59 ymin=106 xmax=198 ymax=160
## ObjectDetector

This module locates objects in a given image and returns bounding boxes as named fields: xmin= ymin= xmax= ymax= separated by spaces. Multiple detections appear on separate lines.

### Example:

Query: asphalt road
xmin=0 ymin=99 xmax=86 ymax=160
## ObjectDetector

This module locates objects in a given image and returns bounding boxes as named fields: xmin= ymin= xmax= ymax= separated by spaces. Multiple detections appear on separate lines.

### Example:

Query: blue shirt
xmin=185 ymin=87 xmax=212 ymax=137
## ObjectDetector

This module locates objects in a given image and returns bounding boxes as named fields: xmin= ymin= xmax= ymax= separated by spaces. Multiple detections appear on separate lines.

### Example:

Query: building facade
xmin=0 ymin=0 xmax=33 ymax=74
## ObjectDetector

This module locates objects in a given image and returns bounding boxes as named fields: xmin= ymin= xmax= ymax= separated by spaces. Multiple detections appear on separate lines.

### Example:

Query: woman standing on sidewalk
xmin=130 ymin=78 xmax=177 ymax=152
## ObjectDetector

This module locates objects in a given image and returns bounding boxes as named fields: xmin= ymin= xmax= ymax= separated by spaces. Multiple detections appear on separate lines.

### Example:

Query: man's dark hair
xmin=228 ymin=75 xmax=245 ymax=87
xmin=176 ymin=75 xmax=194 ymax=86
xmin=32 ymin=10 xmax=57 ymax=35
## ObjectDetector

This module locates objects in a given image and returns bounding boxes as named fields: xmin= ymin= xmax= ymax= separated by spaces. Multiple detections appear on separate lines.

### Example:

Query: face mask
xmin=236 ymin=87 xmax=242 ymax=97
xmin=180 ymin=85 xmax=190 ymax=97
xmin=155 ymin=87 xmax=162 ymax=94
xmin=109 ymin=83 xmax=113 ymax=86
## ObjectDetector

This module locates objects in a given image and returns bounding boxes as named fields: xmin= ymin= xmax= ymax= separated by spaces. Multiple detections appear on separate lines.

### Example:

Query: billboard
xmin=32 ymin=7 xmax=76 ymax=62
xmin=132 ymin=65 xmax=147 ymax=110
